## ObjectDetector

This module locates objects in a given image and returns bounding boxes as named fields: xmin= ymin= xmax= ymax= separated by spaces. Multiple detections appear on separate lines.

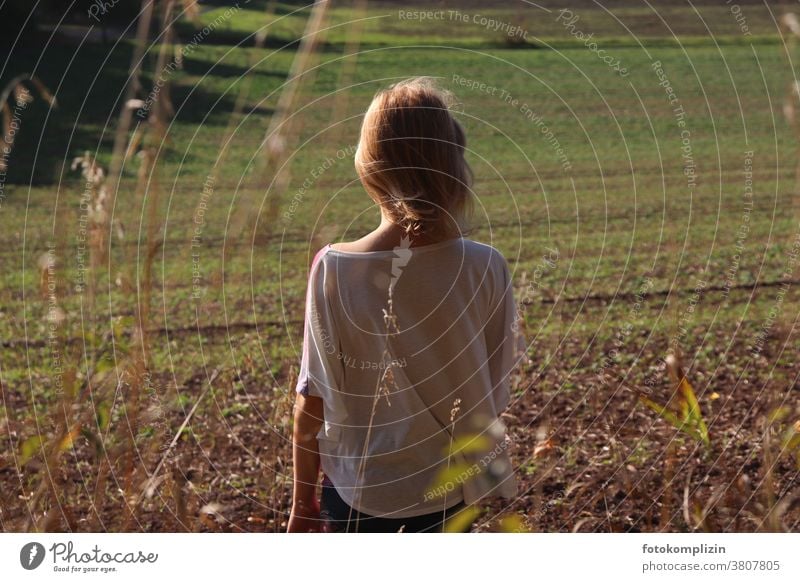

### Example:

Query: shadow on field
xmin=1 ymin=36 xmax=283 ymax=184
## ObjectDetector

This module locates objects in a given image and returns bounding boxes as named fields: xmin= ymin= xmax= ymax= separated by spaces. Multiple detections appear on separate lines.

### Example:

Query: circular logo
xmin=19 ymin=542 xmax=46 ymax=570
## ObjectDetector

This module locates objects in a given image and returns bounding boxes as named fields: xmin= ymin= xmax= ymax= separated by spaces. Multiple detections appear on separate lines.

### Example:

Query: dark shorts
xmin=320 ymin=476 xmax=470 ymax=533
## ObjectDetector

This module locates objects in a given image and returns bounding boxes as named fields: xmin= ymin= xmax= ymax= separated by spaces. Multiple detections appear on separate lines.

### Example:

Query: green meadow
xmin=1 ymin=1 xmax=798 ymax=531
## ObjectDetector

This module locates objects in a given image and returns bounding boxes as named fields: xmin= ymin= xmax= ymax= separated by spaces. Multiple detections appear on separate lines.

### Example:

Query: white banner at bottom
xmin=1 ymin=533 xmax=798 ymax=581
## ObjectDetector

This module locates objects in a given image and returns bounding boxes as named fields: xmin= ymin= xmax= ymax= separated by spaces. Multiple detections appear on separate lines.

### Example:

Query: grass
xmin=1 ymin=1 xmax=799 ymax=532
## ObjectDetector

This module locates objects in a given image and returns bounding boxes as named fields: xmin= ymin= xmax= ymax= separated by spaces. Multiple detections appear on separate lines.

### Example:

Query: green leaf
xmin=498 ymin=513 xmax=530 ymax=533
xmin=95 ymin=355 xmax=116 ymax=374
xmin=20 ymin=435 xmax=45 ymax=465
xmin=444 ymin=505 xmax=481 ymax=533
xmin=638 ymin=374 xmax=709 ymax=446
xmin=782 ymin=424 xmax=800 ymax=453
xmin=679 ymin=377 xmax=709 ymax=445
xmin=448 ymin=434 xmax=491 ymax=456
xmin=425 ymin=461 xmax=473 ymax=499
xmin=95 ymin=402 xmax=110 ymax=431
xmin=639 ymin=395 xmax=680 ymax=427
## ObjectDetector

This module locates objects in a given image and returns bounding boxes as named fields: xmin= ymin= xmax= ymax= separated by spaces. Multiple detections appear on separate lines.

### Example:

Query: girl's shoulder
xmin=311 ymin=239 xmax=510 ymax=287
xmin=460 ymin=238 xmax=507 ymax=260
xmin=455 ymin=239 xmax=511 ymax=275
xmin=320 ymin=237 xmax=506 ymax=262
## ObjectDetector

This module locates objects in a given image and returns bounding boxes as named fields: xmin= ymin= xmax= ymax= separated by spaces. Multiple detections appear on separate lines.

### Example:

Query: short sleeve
xmin=483 ymin=253 xmax=526 ymax=412
xmin=295 ymin=247 xmax=344 ymax=398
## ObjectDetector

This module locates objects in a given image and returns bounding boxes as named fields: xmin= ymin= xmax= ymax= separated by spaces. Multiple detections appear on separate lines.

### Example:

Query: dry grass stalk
xmin=115 ymin=6 xmax=194 ymax=522
xmin=163 ymin=1 xmax=281 ymax=297
xmin=659 ymin=440 xmax=676 ymax=531
xmin=200 ymin=0 xmax=279 ymax=190
xmin=307 ymin=0 xmax=369 ymax=244
xmin=0 ymin=75 xmax=57 ymax=172
xmin=106 ymin=0 xmax=155 ymax=201
xmin=134 ymin=370 xmax=217 ymax=512
xmin=328 ymin=0 xmax=368 ymax=144
xmin=151 ymin=0 xmax=178 ymax=130
xmin=70 ymin=0 xmax=187 ymax=531
xmin=171 ymin=464 xmax=189 ymax=529
xmin=751 ymin=403 xmax=800 ymax=532
xmin=71 ymin=152 xmax=112 ymax=360
xmin=230 ymin=0 xmax=331 ymax=240
xmin=351 ymin=283 xmax=403 ymax=532
xmin=179 ymin=0 xmax=200 ymax=24
xmin=530 ymin=421 xmax=556 ymax=533
xmin=780 ymin=13 xmax=800 ymax=196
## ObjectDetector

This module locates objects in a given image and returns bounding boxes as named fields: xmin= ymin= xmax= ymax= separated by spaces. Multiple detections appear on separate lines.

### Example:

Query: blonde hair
xmin=354 ymin=77 xmax=474 ymax=239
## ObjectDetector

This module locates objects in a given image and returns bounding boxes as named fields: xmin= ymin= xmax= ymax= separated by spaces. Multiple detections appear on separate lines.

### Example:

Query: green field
xmin=1 ymin=1 xmax=799 ymax=532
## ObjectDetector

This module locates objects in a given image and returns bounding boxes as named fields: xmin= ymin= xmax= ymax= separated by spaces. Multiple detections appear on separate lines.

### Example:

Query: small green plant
xmin=767 ymin=407 xmax=800 ymax=468
xmin=637 ymin=354 xmax=710 ymax=446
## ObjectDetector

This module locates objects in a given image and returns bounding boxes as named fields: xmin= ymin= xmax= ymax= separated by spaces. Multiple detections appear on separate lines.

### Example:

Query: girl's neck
xmin=332 ymin=217 xmax=454 ymax=253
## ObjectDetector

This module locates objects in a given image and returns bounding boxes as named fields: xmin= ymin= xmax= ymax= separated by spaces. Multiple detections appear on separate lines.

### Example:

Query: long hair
xmin=354 ymin=77 xmax=474 ymax=239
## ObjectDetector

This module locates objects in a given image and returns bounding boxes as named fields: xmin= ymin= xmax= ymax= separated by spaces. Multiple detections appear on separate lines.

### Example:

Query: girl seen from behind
xmin=289 ymin=78 xmax=524 ymax=533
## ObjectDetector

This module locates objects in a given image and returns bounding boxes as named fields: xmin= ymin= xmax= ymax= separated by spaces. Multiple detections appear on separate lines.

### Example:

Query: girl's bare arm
xmin=288 ymin=393 xmax=324 ymax=532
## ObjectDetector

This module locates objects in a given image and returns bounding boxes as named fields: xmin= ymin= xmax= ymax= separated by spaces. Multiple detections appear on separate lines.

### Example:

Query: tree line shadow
xmin=1 ymin=34 xmax=284 ymax=185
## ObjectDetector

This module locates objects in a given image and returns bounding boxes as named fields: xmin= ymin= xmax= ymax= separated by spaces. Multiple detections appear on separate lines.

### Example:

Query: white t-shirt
xmin=296 ymin=237 xmax=523 ymax=518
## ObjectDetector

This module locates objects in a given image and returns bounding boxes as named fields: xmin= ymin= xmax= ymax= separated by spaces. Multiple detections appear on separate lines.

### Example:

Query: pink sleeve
xmin=295 ymin=246 xmax=341 ymax=397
